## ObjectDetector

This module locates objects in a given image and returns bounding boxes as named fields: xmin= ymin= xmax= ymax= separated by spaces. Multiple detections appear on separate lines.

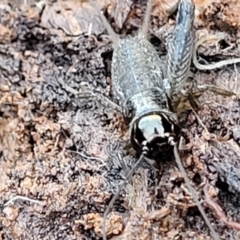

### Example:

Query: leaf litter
xmin=1 ymin=0 xmax=240 ymax=239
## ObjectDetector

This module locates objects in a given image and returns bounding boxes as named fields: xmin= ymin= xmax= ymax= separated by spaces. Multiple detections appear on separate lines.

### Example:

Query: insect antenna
xmin=140 ymin=0 xmax=153 ymax=38
xmin=173 ymin=145 xmax=220 ymax=240
xmin=102 ymin=147 xmax=148 ymax=240
xmin=90 ymin=0 xmax=120 ymax=48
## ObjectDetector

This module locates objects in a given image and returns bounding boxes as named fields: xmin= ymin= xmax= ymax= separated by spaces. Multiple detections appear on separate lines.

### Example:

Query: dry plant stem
xmin=68 ymin=150 xmax=105 ymax=165
xmin=102 ymin=153 xmax=145 ymax=240
xmin=204 ymin=185 xmax=240 ymax=231
xmin=173 ymin=145 xmax=220 ymax=240
xmin=4 ymin=195 xmax=43 ymax=206
xmin=193 ymin=34 xmax=240 ymax=70
xmin=145 ymin=205 xmax=171 ymax=221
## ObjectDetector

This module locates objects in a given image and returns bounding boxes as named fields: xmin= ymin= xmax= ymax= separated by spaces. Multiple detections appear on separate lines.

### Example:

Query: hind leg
xmin=180 ymin=84 xmax=238 ymax=141
xmin=171 ymin=82 xmax=239 ymax=115
xmin=165 ymin=0 xmax=195 ymax=97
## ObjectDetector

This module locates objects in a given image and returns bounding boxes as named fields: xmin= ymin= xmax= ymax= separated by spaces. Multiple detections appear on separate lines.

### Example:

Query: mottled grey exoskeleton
xmin=96 ymin=0 xmax=182 ymax=160
xmin=113 ymin=37 xmax=181 ymax=160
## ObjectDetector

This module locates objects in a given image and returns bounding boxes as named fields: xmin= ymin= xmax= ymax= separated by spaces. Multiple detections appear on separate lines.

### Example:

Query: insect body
xmin=94 ymin=0 xmax=198 ymax=160
xmin=92 ymin=1 xmax=221 ymax=239
xmin=112 ymin=32 xmax=180 ymax=160
xmin=98 ymin=0 xmax=180 ymax=160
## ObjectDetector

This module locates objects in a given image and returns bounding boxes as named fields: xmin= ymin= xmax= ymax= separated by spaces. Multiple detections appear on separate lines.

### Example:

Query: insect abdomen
xmin=111 ymin=35 xmax=165 ymax=107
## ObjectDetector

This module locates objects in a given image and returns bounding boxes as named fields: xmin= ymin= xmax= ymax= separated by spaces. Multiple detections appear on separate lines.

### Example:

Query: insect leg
xmin=57 ymin=78 xmax=122 ymax=112
xmin=165 ymin=0 xmax=195 ymax=98
xmin=193 ymin=84 xmax=240 ymax=98
xmin=172 ymin=82 xmax=240 ymax=114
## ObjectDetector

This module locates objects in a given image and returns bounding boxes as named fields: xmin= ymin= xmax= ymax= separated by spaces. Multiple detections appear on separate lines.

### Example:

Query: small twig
xmin=145 ymin=205 xmax=171 ymax=221
xmin=4 ymin=195 xmax=43 ymax=207
xmin=68 ymin=150 xmax=105 ymax=165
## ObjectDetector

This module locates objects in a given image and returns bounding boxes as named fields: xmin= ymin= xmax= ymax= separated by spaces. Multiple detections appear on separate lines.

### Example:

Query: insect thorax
xmin=125 ymin=89 xmax=180 ymax=160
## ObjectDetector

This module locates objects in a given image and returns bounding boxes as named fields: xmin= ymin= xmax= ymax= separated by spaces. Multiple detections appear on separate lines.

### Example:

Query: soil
xmin=1 ymin=0 xmax=240 ymax=239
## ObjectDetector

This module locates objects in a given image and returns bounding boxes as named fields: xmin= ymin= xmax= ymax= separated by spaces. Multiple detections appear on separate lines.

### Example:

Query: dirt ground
xmin=1 ymin=0 xmax=240 ymax=239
